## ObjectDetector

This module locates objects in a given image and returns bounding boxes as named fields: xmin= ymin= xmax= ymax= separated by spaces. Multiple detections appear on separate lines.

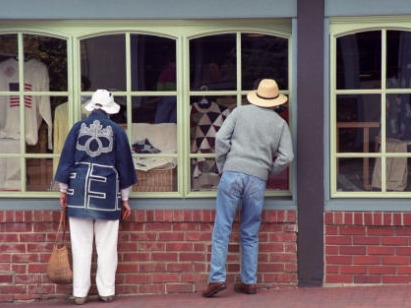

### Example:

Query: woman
xmin=55 ymin=89 xmax=137 ymax=305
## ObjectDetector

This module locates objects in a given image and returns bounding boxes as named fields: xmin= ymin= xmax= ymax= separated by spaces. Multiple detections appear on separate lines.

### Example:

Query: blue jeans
xmin=208 ymin=171 xmax=266 ymax=284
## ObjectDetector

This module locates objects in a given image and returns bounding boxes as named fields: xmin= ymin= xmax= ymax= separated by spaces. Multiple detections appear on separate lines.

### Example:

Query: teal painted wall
xmin=0 ymin=0 xmax=296 ymax=19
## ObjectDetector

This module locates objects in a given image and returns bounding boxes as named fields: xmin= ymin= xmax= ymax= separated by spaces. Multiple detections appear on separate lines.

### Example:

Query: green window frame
xmin=0 ymin=19 xmax=293 ymax=199
xmin=330 ymin=16 xmax=411 ymax=198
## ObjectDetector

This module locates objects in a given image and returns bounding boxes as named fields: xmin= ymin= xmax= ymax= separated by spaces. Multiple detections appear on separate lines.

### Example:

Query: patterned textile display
xmin=190 ymin=101 xmax=230 ymax=189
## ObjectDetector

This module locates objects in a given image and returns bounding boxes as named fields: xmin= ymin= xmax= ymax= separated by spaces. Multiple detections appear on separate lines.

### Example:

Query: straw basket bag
xmin=47 ymin=208 xmax=72 ymax=284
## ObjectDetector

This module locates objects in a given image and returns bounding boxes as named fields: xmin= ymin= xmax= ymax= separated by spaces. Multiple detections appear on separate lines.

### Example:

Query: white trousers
xmin=69 ymin=217 xmax=119 ymax=297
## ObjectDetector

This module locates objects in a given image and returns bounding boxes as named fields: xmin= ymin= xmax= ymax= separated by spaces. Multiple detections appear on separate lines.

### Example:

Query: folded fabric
xmin=132 ymin=138 xmax=161 ymax=154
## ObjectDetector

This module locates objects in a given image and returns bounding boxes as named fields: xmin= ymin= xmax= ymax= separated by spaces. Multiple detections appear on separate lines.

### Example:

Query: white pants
xmin=69 ymin=217 xmax=119 ymax=297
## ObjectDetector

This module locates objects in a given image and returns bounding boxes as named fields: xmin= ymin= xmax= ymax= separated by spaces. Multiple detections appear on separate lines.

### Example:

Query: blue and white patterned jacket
xmin=54 ymin=110 xmax=137 ymax=220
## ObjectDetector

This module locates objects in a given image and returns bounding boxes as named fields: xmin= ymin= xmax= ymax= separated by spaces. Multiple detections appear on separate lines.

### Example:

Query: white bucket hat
xmin=247 ymin=79 xmax=288 ymax=107
xmin=85 ymin=89 xmax=120 ymax=114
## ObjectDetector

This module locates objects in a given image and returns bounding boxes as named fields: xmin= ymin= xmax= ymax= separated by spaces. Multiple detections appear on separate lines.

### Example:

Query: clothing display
xmin=132 ymin=123 xmax=177 ymax=171
xmin=0 ymin=57 xmax=52 ymax=146
xmin=53 ymin=101 xmax=90 ymax=175
xmin=190 ymin=101 xmax=230 ymax=189
xmin=0 ymin=57 xmax=52 ymax=190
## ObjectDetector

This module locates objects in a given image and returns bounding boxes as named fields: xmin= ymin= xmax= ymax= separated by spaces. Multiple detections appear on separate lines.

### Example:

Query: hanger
xmin=199 ymin=85 xmax=210 ymax=107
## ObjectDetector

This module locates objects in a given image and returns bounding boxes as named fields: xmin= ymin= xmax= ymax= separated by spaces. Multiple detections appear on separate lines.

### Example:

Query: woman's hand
xmin=59 ymin=192 xmax=67 ymax=208
xmin=121 ymin=200 xmax=132 ymax=221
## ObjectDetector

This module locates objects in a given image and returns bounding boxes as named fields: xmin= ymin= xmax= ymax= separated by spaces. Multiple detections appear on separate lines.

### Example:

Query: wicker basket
xmin=133 ymin=168 xmax=175 ymax=192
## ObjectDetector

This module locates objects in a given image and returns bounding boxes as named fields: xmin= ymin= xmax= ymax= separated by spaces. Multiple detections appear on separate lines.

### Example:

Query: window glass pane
xmin=130 ymin=120 xmax=177 ymax=193
xmin=386 ymin=93 xmax=411 ymax=142
xmin=27 ymin=158 xmax=53 ymax=192
xmin=337 ymin=31 xmax=381 ymax=90
xmin=133 ymin=166 xmax=177 ymax=192
xmin=0 ymin=152 xmax=20 ymax=191
xmin=81 ymin=35 xmax=126 ymax=91
xmin=371 ymin=156 xmax=410 ymax=192
xmin=337 ymin=157 xmax=374 ymax=192
xmin=336 ymin=94 xmax=381 ymax=153
xmin=190 ymin=34 xmax=236 ymax=90
xmin=387 ymin=30 xmax=411 ymax=89
xmin=0 ymin=34 xmax=17 ymax=62
xmin=24 ymin=34 xmax=68 ymax=92
xmin=241 ymin=33 xmax=288 ymax=90
xmin=191 ymin=158 xmax=219 ymax=191
xmin=131 ymin=34 xmax=176 ymax=91
xmin=267 ymin=167 xmax=289 ymax=190
xmin=132 ymin=95 xmax=176 ymax=124
xmin=190 ymin=96 xmax=232 ymax=155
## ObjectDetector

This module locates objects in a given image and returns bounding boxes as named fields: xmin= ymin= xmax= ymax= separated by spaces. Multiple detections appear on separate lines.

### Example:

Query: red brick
xmin=368 ymin=246 xmax=395 ymax=255
xmin=339 ymin=246 xmax=366 ymax=255
xmin=368 ymin=227 xmax=395 ymax=236
xmin=326 ymin=235 xmax=351 ymax=245
xmin=166 ymin=242 xmax=193 ymax=251
xmin=152 ymin=273 xmax=179 ymax=283
xmin=139 ymin=263 xmax=167 ymax=273
xmin=340 ymin=265 xmax=367 ymax=274
xmin=352 ymin=236 xmax=379 ymax=245
xmin=368 ymin=266 xmax=396 ymax=274
xmin=382 ymin=276 xmax=410 ymax=284
xmin=396 ymin=247 xmax=411 ymax=255
xmin=381 ymin=236 xmax=408 ymax=246
xmin=353 ymin=256 xmax=380 ymax=265
xmin=339 ymin=226 xmax=366 ymax=236
xmin=0 ymin=244 xmax=26 ymax=253
xmin=0 ymin=272 xmax=13 ymax=284
xmin=326 ymin=256 xmax=352 ymax=265
xmin=354 ymin=275 xmax=381 ymax=284
xmin=151 ymin=252 xmax=178 ymax=262
xmin=325 ymin=275 xmax=353 ymax=284
xmin=382 ymin=256 xmax=410 ymax=265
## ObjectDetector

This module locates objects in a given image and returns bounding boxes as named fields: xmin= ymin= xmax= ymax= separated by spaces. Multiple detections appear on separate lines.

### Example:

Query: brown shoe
xmin=202 ymin=282 xmax=226 ymax=297
xmin=234 ymin=282 xmax=257 ymax=294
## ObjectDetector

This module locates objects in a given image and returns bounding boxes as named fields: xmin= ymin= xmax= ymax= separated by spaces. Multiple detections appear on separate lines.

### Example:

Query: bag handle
xmin=54 ymin=208 xmax=68 ymax=247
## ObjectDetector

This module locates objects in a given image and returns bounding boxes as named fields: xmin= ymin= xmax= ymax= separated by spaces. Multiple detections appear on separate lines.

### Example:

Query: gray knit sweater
xmin=215 ymin=104 xmax=294 ymax=181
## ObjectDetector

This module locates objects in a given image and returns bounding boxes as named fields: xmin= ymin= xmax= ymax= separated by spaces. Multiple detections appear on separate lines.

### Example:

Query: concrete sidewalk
xmin=3 ymin=285 xmax=411 ymax=307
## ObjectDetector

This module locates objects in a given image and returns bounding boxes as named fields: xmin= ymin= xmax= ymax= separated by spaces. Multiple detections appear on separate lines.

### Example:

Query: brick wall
xmin=0 ymin=208 xmax=297 ymax=303
xmin=325 ymin=211 xmax=411 ymax=285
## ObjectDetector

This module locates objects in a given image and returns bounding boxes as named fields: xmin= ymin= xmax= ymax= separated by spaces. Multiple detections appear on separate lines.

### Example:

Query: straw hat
xmin=247 ymin=79 xmax=287 ymax=107
xmin=85 ymin=89 xmax=120 ymax=114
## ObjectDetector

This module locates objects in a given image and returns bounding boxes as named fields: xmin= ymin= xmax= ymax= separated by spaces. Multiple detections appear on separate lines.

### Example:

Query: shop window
xmin=0 ymin=20 xmax=292 ymax=198
xmin=332 ymin=27 xmax=411 ymax=196
xmin=189 ymin=33 xmax=290 ymax=192
xmin=0 ymin=33 xmax=67 ymax=193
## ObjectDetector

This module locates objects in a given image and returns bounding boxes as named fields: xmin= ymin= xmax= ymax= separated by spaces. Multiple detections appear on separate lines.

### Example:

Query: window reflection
xmin=131 ymin=34 xmax=176 ymax=91
xmin=190 ymin=34 xmax=236 ymax=90
xmin=387 ymin=31 xmax=411 ymax=89
xmin=337 ymin=31 xmax=381 ymax=90
xmin=241 ymin=33 xmax=288 ymax=90
xmin=81 ymin=34 xmax=126 ymax=91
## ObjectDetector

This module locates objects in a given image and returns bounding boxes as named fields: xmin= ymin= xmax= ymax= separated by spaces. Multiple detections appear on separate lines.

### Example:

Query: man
xmin=202 ymin=79 xmax=294 ymax=297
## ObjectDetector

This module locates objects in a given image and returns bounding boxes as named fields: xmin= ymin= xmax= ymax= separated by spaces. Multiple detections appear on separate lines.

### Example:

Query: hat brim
xmin=247 ymin=91 xmax=288 ymax=107
xmin=84 ymin=101 xmax=120 ymax=114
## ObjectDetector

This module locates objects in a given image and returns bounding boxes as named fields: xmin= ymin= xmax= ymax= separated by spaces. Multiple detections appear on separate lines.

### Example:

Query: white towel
xmin=131 ymin=123 xmax=177 ymax=171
